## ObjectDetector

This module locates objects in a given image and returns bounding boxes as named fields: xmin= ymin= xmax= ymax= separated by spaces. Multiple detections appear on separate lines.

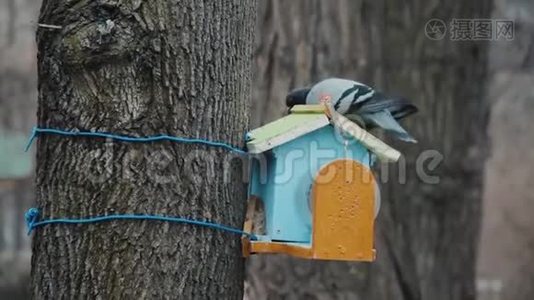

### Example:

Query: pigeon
xmin=286 ymin=78 xmax=418 ymax=143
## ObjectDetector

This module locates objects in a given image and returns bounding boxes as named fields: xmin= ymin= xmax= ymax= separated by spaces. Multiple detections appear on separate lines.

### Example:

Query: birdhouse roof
xmin=246 ymin=104 xmax=401 ymax=162
xmin=246 ymin=105 xmax=328 ymax=154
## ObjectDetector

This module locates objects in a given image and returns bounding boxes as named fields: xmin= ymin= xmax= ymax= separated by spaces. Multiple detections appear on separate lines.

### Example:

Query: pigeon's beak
xmin=286 ymin=88 xmax=310 ymax=108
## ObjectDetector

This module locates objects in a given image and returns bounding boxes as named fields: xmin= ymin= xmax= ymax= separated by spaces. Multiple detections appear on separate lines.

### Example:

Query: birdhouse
xmin=241 ymin=105 xmax=401 ymax=262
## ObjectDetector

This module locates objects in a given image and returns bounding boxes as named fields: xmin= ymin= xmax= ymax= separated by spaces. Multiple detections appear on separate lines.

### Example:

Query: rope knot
xmin=24 ymin=127 xmax=38 ymax=152
xmin=25 ymin=208 xmax=40 ymax=235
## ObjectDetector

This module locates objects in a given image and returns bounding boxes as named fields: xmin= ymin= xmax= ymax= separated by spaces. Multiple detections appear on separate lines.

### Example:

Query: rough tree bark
xmin=246 ymin=0 xmax=492 ymax=299
xmin=31 ymin=0 xmax=256 ymax=298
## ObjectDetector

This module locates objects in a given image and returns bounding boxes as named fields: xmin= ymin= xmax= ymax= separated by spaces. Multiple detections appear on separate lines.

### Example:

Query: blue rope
xmin=23 ymin=128 xmax=254 ymax=241
xmin=25 ymin=208 xmax=257 ymax=240
xmin=25 ymin=127 xmax=247 ymax=155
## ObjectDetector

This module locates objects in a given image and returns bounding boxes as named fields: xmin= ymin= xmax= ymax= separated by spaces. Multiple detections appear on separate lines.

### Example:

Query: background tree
xmin=31 ymin=0 xmax=256 ymax=298
xmin=0 ymin=0 xmax=39 ymax=298
xmin=478 ymin=1 xmax=534 ymax=299
xmin=246 ymin=0 xmax=492 ymax=299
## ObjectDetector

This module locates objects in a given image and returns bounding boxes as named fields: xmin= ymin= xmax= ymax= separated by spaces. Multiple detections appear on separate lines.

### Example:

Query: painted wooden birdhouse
xmin=241 ymin=105 xmax=401 ymax=262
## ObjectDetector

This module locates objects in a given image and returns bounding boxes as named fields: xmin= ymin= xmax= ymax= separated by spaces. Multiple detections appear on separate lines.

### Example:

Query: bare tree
xmin=31 ymin=0 xmax=256 ymax=298
xmin=246 ymin=1 xmax=492 ymax=299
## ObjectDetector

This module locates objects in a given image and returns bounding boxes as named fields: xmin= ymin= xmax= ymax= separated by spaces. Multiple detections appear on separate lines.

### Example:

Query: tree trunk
xmin=31 ymin=0 xmax=256 ymax=298
xmin=246 ymin=1 xmax=492 ymax=299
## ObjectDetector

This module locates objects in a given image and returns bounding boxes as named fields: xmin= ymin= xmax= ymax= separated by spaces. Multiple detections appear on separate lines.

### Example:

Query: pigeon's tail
xmin=362 ymin=110 xmax=418 ymax=143
xmin=356 ymin=93 xmax=418 ymax=121
xmin=347 ymin=93 xmax=418 ymax=143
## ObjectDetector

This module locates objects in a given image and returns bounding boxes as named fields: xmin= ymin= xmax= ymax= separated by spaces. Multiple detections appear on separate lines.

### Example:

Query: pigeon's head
xmin=286 ymin=88 xmax=311 ymax=108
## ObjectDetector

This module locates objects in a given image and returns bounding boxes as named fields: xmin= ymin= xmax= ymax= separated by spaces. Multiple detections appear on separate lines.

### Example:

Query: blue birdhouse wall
xmin=249 ymin=125 xmax=372 ymax=243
